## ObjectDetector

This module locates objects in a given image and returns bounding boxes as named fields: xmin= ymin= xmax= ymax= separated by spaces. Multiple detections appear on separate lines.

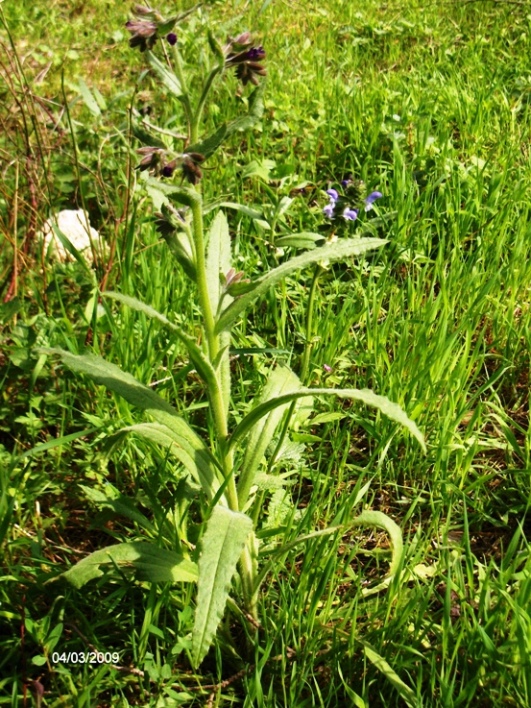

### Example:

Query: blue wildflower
xmin=364 ymin=191 xmax=383 ymax=211
xmin=342 ymin=207 xmax=358 ymax=221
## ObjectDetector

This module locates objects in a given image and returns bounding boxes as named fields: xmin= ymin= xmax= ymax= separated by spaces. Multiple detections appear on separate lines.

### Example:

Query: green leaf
xmin=145 ymin=178 xmax=200 ymax=208
xmin=101 ymin=292 xmax=218 ymax=390
xmin=216 ymin=238 xmax=388 ymax=333
xmin=118 ymin=422 xmax=218 ymax=497
xmin=132 ymin=123 xmax=166 ymax=149
xmin=275 ymin=232 xmax=325 ymax=250
xmin=187 ymin=124 xmax=228 ymax=160
xmin=352 ymin=510 xmax=404 ymax=584
xmin=146 ymin=51 xmax=182 ymax=97
xmin=160 ymin=229 xmax=196 ymax=280
xmin=192 ymin=507 xmax=253 ymax=667
xmin=229 ymin=387 xmax=426 ymax=455
xmin=78 ymin=78 xmax=101 ymax=117
xmin=361 ymin=642 xmax=418 ymax=707
xmin=41 ymin=349 xmax=222 ymax=498
xmin=80 ymin=484 xmax=156 ymax=533
xmin=187 ymin=84 xmax=264 ymax=160
xmin=205 ymin=211 xmax=232 ymax=316
xmin=238 ymin=367 xmax=302 ymax=508
xmin=59 ymin=542 xmax=198 ymax=588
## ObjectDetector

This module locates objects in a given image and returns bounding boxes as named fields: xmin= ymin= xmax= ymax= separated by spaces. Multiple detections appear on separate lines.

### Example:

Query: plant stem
xmin=190 ymin=196 xmax=240 ymax=513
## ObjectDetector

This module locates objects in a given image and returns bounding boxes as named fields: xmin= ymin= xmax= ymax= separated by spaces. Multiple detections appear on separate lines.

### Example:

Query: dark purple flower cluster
xmin=136 ymin=147 xmax=205 ymax=184
xmin=126 ymin=5 xmax=178 ymax=52
xmin=225 ymin=33 xmax=266 ymax=86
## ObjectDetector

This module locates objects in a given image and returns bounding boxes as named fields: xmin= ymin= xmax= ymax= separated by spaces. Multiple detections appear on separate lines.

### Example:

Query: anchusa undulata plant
xmin=43 ymin=5 xmax=425 ymax=668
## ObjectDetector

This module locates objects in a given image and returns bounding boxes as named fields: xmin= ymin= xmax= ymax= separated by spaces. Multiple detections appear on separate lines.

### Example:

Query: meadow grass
xmin=1 ymin=0 xmax=531 ymax=705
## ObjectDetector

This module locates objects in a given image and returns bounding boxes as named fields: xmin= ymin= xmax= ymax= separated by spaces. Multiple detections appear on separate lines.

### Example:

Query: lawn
xmin=1 ymin=0 xmax=531 ymax=705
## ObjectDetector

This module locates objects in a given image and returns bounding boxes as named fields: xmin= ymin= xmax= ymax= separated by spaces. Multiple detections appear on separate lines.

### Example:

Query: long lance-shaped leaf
xmin=216 ymin=238 xmax=387 ymax=333
xmin=55 ymin=542 xmax=198 ymax=589
xmin=238 ymin=367 xmax=302 ymax=509
xmin=41 ymin=349 xmax=221 ymax=498
xmin=102 ymin=292 xmax=218 ymax=391
xmin=229 ymin=387 xmax=426 ymax=454
xmin=205 ymin=212 xmax=233 ymax=417
xmin=117 ymin=423 xmax=221 ymax=498
xmin=205 ymin=211 xmax=232 ymax=316
xmin=192 ymin=506 xmax=253 ymax=667
xmin=146 ymin=51 xmax=182 ymax=97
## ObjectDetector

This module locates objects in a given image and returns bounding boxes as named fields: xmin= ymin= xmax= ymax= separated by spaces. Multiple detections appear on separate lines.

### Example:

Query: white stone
xmin=41 ymin=209 xmax=102 ymax=262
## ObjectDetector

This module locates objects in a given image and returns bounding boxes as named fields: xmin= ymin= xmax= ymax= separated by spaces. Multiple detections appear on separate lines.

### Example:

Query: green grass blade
xmin=215 ymin=238 xmax=387 ymax=333
xmin=192 ymin=506 xmax=253 ymax=667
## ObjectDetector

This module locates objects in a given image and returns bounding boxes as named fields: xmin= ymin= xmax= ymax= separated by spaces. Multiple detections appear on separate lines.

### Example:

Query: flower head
xmin=364 ymin=191 xmax=383 ymax=211
xmin=181 ymin=152 xmax=205 ymax=185
xmin=126 ymin=18 xmax=158 ymax=51
xmin=323 ymin=181 xmax=383 ymax=222
xmin=126 ymin=5 xmax=178 ymax=52
xmin=167 ymin=32 xmax=177 ymax=46
xmin=225 ymin=35 xmax=266 ymax=86
xmin=136 ymin=146 xmax=166 ymax=172
xmin=342 ymin=207 xmax=358 ymax=221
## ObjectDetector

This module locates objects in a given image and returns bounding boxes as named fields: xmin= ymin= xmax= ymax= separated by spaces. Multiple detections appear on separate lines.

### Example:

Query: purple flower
xmin=364 ymin=191 xmax=383 ymax=211
xmin=326 ymin=189 xmax=339 ymax=201
xmin=323 ymin=364 xmax=332 ymax=373
xmin=225 ymin=37 xmax=267 ymax=86
xmin=323 ymin=203 xmax=335 ymax=219
xmin=342 ymin=207 xmax=358 ymax=221
xmin=167 ymin=32 xmax=177 ymax=46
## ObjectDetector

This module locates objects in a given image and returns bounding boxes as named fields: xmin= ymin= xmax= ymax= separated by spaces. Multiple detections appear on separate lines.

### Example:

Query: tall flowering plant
xmin=43 ymin=5 xmax=425 ymax=666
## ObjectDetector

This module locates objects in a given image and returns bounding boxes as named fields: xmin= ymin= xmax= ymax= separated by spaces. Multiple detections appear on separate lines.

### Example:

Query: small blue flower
xmin=364 ymin=191 xmax=383 ymax=211
xmin=342 ymin=207 xmax=358 ymax=221
xmin=323 ymin=203 xmax=335 ymax=219
xmin=326 ymin=188 xmax=339 ymax=201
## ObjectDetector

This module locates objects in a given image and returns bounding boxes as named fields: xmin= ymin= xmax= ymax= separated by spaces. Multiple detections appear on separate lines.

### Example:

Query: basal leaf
xmin=101 ymin=292 xmax=218 ymax=390
xmin=59 ymin=542 xmax=197 ymax=588
xmin=119 ymin=422 xmax=220 ymax=497
xmin=192 ymin=507 xmax=253 ymax=667
xmin=41 ymin=349 xmax=221 ymax=498
xmin=216 ymin=238 xmax=387 ymax=333
xmin=275 ymin=232 xmax=325 ymax=249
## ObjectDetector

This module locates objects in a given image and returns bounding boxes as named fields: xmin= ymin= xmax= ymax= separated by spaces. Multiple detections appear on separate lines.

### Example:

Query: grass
xmin=1 ymin=0 xmax=531 ymax=705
